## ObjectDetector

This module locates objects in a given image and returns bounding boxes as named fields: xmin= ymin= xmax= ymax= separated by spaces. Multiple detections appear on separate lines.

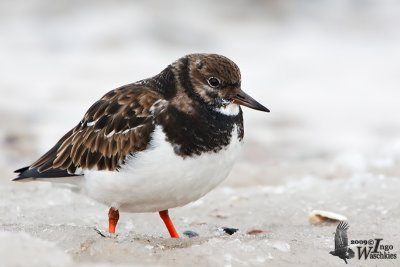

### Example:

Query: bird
xmin=329 ymin=221 xmax=355 ymax=264
xmin=13 ymin=53 xmax=269 ymax=238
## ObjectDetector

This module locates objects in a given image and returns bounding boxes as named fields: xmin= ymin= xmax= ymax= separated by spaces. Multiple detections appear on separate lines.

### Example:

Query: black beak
xmin=232 ymin=89 xmax=270 ymax=112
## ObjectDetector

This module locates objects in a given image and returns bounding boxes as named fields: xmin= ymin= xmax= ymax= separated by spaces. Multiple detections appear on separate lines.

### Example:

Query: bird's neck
xmin=150 ymin=66 xmax=177 ymax=99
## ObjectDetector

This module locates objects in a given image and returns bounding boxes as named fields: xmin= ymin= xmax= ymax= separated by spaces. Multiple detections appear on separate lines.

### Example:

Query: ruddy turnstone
xmin=13 ymin=53 xmax=269 ymax=238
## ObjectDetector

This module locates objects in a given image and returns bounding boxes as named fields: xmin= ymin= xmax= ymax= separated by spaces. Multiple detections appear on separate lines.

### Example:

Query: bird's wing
xmin=14 ymin=85 xmax=165 ymax=179
xmin=334 ymin=221 xmax=350 ymax=250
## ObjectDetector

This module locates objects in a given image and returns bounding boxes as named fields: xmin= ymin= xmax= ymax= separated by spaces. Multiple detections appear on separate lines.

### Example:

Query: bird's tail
xmin=13 ymin=166 xmax=79 ymax=181
xmin=347 ymin=248 xmax=355 ymax=259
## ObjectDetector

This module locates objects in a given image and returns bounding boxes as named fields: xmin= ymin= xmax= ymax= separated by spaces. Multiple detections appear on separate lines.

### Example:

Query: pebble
xmin=183 ymin=230 xmax=199 ymax=238
xmin=222 ymin=227 xmax=239 ymax=235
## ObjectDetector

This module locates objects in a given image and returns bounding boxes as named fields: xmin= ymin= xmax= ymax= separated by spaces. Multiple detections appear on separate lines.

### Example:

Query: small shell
xmin=309 ymin=210 xmax=348 ymax=225
xmin=246 ymin=229 xmax=268 ymax=235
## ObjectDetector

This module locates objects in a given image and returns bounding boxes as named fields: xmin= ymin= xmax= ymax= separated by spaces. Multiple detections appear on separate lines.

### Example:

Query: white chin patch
xmin=216 ymin=103 xmax=240 ymax=116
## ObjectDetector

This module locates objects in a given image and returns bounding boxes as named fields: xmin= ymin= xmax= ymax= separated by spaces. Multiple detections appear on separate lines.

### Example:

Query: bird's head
xmin=175 ymin=53 xmax=269 ymax=115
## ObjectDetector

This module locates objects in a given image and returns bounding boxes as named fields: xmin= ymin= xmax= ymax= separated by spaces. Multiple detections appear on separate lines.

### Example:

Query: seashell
xmin=309 ymin=210 xmax=348 ymax=225
xmin=246 ymin=229 xmax=268 ymax=235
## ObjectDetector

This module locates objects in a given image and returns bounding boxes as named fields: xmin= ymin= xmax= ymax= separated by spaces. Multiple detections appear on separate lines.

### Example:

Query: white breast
xmin=83 ymin=125 xmax=242 ymax=212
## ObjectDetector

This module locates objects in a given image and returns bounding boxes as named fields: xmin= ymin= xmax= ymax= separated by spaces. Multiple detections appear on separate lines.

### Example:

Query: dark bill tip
xmin=232 ymin=90 xmax=270 ymax=112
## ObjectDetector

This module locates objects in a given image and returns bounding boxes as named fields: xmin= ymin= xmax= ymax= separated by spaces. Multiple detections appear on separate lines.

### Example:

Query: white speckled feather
xmin=215 ymin=103 xmax=240 ymax=116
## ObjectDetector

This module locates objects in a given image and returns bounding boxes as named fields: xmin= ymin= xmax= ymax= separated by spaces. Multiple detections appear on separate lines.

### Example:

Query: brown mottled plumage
xmin=31 ymin=88 xmax=159 ymax=173
xmin=15 ymin=53 xmax=268 ymax=178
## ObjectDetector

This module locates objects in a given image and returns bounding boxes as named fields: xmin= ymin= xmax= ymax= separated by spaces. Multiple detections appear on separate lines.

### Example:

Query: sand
xmin=1 ymin=1 xmax=399 ymax=266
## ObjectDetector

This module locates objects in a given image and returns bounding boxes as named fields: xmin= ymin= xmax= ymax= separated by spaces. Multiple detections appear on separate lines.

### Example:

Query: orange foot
xmin=108 ymin=207 xmax=119 ymax=234
xmin=159 ymin=209 xmax=179 ymax=238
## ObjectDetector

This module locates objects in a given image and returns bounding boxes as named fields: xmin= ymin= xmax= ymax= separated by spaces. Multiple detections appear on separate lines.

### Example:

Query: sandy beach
xmin=1 ymin=1 xmax=399 ymax=266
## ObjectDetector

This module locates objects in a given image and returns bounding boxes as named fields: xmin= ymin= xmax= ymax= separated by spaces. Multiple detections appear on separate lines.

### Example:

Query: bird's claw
xmin=94 ymin=228 xmax=118 ymax=238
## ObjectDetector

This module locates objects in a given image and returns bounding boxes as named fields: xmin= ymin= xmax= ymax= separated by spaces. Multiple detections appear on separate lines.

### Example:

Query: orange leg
xmin=159 ymin=210 xmax=179 ymax=238
xmin=108 ymin=207 xmax=119 ymax=234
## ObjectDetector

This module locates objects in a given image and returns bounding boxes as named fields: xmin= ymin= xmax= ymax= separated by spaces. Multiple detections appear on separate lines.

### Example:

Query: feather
xmin=14 ymin=87 xmax=162 ymax=180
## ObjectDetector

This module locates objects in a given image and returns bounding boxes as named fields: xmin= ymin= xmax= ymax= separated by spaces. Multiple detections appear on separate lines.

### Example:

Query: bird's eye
xmin=207 ymin=77 xmax=220 ymax=88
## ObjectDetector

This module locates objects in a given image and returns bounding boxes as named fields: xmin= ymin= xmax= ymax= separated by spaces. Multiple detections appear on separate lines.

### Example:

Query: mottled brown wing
xmin=29 ymin=86 xmax=162 ymax=174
